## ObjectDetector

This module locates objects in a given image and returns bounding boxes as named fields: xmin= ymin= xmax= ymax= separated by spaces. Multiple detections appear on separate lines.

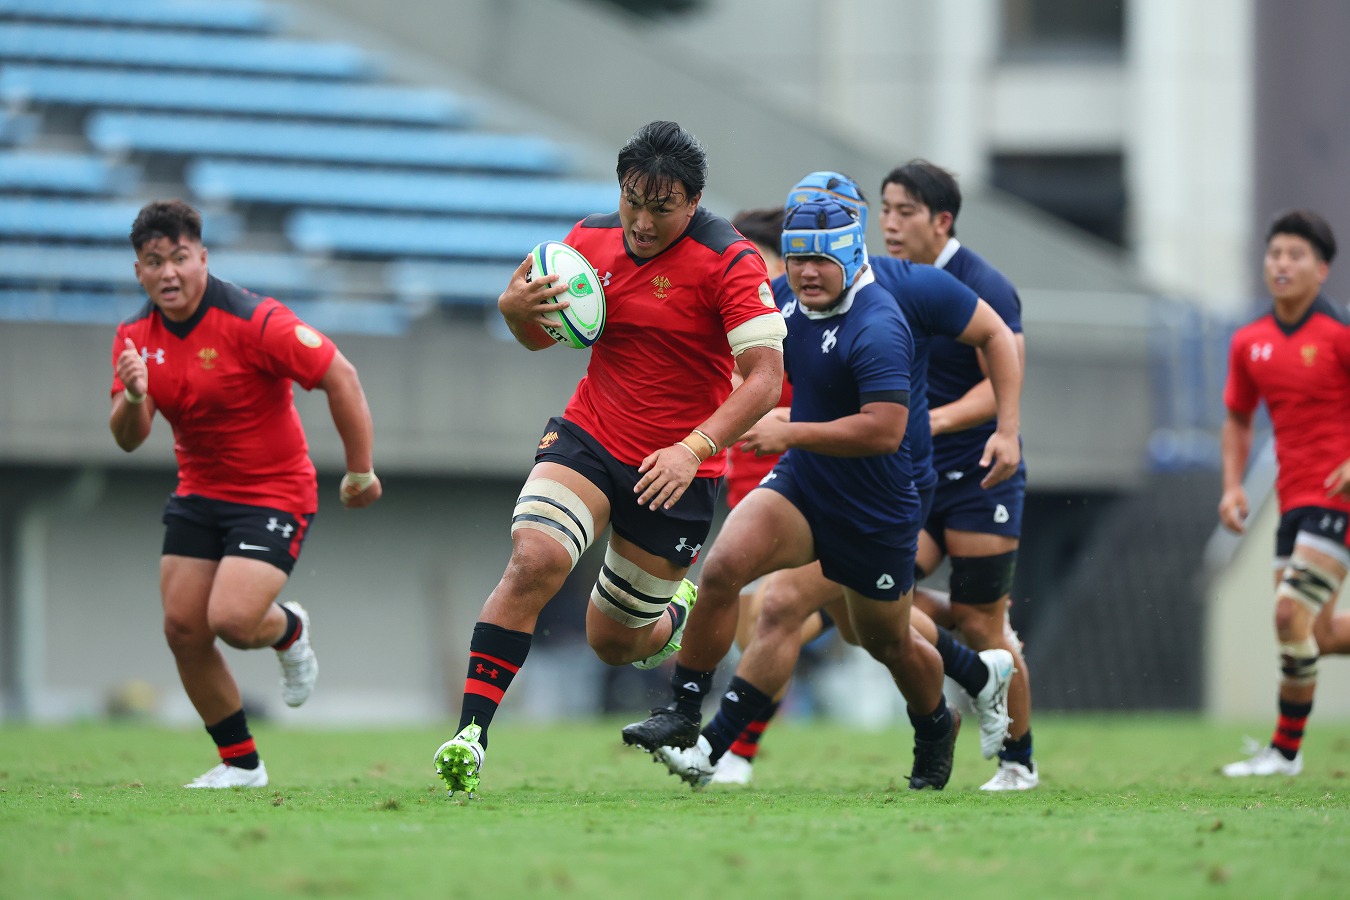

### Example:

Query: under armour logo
xmin=599 ymin=271 xmax=613 ymax=288
xmin=475 ymin=664 xmax=499 ymax=680
xmin=876 ymin=573 xmax=895 ymax=590
xmin=676 ymin=537 xmax=702 ymax=555
xmin=141 ymin=347 xmax=165 ymax=364
xmin=266 ymin=517 xmax=295 ymax=537
xmin=944 ymin=470 xmax=964 ymax=481
xmin=1250 ymin=342 xmax=1273 ymax=362
xmin=821 ymin=326 xmax=839 ymax=354
xmin=994 ymin=504 xmax=1010 ymax=524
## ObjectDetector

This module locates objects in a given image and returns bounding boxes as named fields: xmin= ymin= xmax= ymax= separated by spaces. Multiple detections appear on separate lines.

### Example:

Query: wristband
xmin=690 ymin=428 xmax=718 ymax=456
xmin=340 ymin=470 xmax=376 ymax=496
xmin=123 ymin=388 xmax=146 ymax=406
xmin=674 ymin=441 xmax=703 ymax=463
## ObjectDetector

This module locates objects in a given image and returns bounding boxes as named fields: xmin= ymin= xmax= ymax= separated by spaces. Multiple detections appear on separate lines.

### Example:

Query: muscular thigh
xmin=703 ymin=487 xmax=816 ymax=584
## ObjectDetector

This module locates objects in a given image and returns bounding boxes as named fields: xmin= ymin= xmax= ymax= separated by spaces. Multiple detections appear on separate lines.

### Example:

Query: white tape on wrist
xmin=123 ymin=388 xmax=146 ymax=406
xmin=341 ymin=470 xmax=376 ymax=497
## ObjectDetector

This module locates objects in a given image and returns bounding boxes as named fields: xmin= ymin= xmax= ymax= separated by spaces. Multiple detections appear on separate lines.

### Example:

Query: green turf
xmin=3 ymin=715 xmax=1350 ymax=898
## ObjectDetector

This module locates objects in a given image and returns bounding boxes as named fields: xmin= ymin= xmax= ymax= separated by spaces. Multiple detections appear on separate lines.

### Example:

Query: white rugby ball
xmin=528 ymin=240 xmax=606 ymax=349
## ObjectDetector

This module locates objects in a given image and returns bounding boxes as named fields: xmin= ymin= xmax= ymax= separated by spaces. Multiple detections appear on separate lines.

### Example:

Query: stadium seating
xmin=0 ymin=0 xmax=277 ymax=32
xmin=0 ymin=152 xmax=137 ymax=195
xmin=0 ymin=110 xmax=36 ymax=145
xmin=384 ymin=259 xmax=519 ymax=306
xmin=288 ymin=210 xmax=570 ymax=260
xmin=87 ymin=113 xmax=570 ymax=174
xmin=0 ymin=24 xmax=372 ymax=79
xmin=0 ymin=198 xmax=239 ymax=244
xmin=0 ymin=243 xmax=323 ymax=294
xmin=0 ymin=65 xmax=471 ymax=126
xmin=188 ymin=160 xmax=614 ymax=217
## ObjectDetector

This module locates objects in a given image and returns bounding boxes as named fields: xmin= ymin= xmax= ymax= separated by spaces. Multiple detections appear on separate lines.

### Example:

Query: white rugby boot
xmin=972 ymin=649 xmax=1015 ymax=759
xmin=185 ymin=761 xmax=269 ymax=788
xmin=709 ymin=752 xmax=754 ymax=785
xmin=655 ymin=735 xmax=716 ymax=790
xmin=277 ymin=601 xmax=318 ymax=708
xmin=1222 ymin=745 xmax=1302 ymax=777
xmin=979 ymin=759 xmax=1039 ymax=791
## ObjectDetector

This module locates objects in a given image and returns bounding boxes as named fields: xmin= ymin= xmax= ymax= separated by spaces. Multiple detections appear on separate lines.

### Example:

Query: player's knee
xmin=1279 ymin=635 xmax=1319 ymax=684
xmin=587 ymin=628 xmax=634 ymax=666
xmin=698 ymin=551 xmax=745 ymax=606
xmin=589 ymin=546 xmax=682 ymax=629
xmin=208 ymin=610 xmax=260 ymax=649
xmin=1276 ymin=558 xmax=1340 ymax=617
xmin=756 ymin=591 xmax=808 ymax=643
xmin=511 ymin=478 xmax=595 ymax=572
xmin=162 ymin=613 xmax=210 ymax=654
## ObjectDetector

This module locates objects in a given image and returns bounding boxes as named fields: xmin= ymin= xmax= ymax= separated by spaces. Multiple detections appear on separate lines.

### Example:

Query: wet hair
xmin=1267 ymin=209 xmax=1337 ymax=264
xmin=881 ymin=159 xmax=962 ymax=238
xmin=616 ymin=120 xmax=707 ymax=203
xmin=732 ymin=207 xmax=786 ymax=256
xmin=129 ymin=199 xmax=203 ymax=251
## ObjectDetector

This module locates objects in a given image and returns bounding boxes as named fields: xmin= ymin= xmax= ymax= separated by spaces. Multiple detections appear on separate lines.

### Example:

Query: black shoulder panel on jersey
xmin=210 ymin=275 xmax=267 ymax=320
xmin=579 ymin=211 xmax=622 ymax=229
xmin=685 ymin=207 xmax=747 ymax=256
xmin=119 ymin=298 xmax=156 ymax=326
xmin=723 ymin=247 xmax=759 ymax=279
xmin=1313 ymin=293 xmax=1350 ymax=325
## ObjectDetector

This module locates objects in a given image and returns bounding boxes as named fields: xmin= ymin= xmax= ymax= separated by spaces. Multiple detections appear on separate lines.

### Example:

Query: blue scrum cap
xmin=785 ymin=171 xmax=868 ymax=233
xmin=781 ymin=198 xmax=866 ymax=287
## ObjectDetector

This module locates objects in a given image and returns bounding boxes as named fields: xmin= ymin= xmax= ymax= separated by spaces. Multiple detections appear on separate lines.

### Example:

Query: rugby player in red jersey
xmin=433 ymin=121 xmax=786 ymax=796
xmin=109 ymin=200 xmax=381 ymax=788
xmin=1220 ymin=209 xmax=1350 ymax=777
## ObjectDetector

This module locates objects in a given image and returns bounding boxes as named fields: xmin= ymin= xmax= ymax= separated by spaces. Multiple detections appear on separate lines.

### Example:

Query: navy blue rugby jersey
xmin=775 ymin=270 xmax=920 ymax=533
xmin=927 ymin=241 xmax=1023 ymax=474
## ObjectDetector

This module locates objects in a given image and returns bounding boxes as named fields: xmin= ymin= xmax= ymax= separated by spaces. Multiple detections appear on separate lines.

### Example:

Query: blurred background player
xmin=880 ymin=160 xmax=1036 ymax=791
xmin=432 ymin=121 xmax=786 ymax=796
xmin=626 ymin=198 xmax=956 ymax=790
xmin=1220 ymin=210 xmax=1350 ymax=777
xmin=707 ymin=174 xmax=1022 ymax=785
xmin=109 ymin=199 xmax=382 ymax=789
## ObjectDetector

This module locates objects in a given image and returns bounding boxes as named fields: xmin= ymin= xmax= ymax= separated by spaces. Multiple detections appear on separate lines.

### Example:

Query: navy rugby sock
xmin=934 ymin=626 xmax=990 ymax=697
xmin=671 ymin=664 xmax=715 ymax=723
xmin=703 ymin=677 xmax=774 ymax=764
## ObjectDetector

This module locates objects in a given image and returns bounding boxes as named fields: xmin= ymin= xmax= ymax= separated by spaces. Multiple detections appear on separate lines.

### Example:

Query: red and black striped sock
xmin=459 ymin=621 xmax=532 ymax=750
xmin=272 ymin=604 xmax=301 ymax=650
xmin=205 ymin=708 xmax=259 ymax=770
xmin=1272 ymin=698 xmax=1313 ymax=760
xmin=728 ymin=700 xmax=780 ymax=761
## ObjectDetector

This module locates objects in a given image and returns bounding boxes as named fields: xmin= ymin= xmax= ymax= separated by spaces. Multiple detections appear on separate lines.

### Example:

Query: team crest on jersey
xmin=1302 ymin=344 xmax=1318 ymax=366
xmin=538 ymin=431 xmax=560 ymax=450
xmin=651 ymin=275 xmax=671 ymax=299
xmin=197 ymin=348 xmax=218 ymax=369
xmin=295 ymin=325 xmax=323 ymax=349
xmin=758 ymin=281 xmax=774 ymax=307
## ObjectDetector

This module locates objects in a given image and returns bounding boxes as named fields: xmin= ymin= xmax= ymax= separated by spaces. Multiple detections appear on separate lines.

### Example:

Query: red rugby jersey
xmin=1225 ymin=295 xmax=1350 ymax=512
xmin=562 ymin=207 xmax=776 ymax=476
xmin=111 ymin=275 xmax=337 ymax=512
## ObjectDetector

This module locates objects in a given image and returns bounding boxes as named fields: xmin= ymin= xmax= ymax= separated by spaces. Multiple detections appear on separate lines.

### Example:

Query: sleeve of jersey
xmin=854 ymin=313 xmax=913 ymax=405
xmin=975 ymin=273 xmax=1023 ymax=334
xmin=1223 ymin=334 xmax=1257 ymax=414
xmin=717 ymin=243 xmax=776 ymax=333
xmin=109 ymin=326 xmax=129 ymax=396
xmin=251 ymin=300 xmax=338 ymax=390
xmin=911 ymin=267 xmax=980 ymax=337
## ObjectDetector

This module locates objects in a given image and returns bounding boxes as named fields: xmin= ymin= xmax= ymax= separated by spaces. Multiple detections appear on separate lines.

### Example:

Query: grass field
xmin=4 ymin=714 xmax=1350 ymax=899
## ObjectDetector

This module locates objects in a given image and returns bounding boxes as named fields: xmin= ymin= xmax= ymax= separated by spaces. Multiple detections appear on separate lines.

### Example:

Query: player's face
xmin=135 ymin=236 xmax=209 ymax=322
xmin=786 ymin=255 xmax=846 ymax=310
xmin=1264 ymin=234 xmax=1328 ymax=305
xmin=618 ymin=174 xmax=700 ymax=259
xmin=880 ymin=182 xmax=945 ymax=264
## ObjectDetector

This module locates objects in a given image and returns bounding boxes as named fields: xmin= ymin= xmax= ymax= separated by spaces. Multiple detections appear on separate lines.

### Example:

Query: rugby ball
xmin=528 ymin=240 xmax=606 ymax=349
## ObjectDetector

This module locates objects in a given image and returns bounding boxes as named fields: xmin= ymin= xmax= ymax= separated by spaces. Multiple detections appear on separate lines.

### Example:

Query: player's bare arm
xmin=634 ymin=345 xmax=783 ymax=512
xmin=741 ymin=400 xmax=908 ymax=458
xmin=1325 ymin=458 xmax=1350 ymax=498
xmin=1219 ymin=408 xmax=1254 ymax=533
xmin=110 ymin=336 xmax=154 ymax=451
xmin=318 ymin=350 xmax=382 ymax=509
xmin=497 ymin=255 xmax=572 ymax=350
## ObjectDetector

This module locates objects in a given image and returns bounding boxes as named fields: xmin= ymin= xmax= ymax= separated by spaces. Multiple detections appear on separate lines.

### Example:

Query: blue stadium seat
xmin=0 ymin=151 xmax=138 ymax=194
xmin=0 ymin=65 xmax=471 ymax=126
xmin=0 ymin=109 xmax=37 ymax=145
xmin=190 ymin=160 xmax=615 ymax=217
xmin=0 ymin=198 xmax=239 ymax=243
xmin=0 ymin=24 xmax=372 ymax=79
xmin=385 ymin=259 xmax=518 ymax=306
xmin=0 ymin=242 xmax=331 ymax=296
xmin=288 ymin=210 xmax=571 ymax=260
xmin=88 ymin=112 xmax=570 ymax=174
xmin=0 ymin=0 xmax=276 ymax=33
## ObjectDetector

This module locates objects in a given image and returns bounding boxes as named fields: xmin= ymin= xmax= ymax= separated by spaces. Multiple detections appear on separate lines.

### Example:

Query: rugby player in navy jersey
xmin=110 ymin=200 xmax=381 ymax=788
xmin=432 ymin=121 xmax=787 ymax=796
xmin=880 ymin=160 xmax=1036 ymax=790
xmin=636 ymin=173 xmax=1023 ymax=786
xmin=1221 ymin=210 xmax=1350 ymax=777
xmin=626 ymin=198 xmax=968 ymax=790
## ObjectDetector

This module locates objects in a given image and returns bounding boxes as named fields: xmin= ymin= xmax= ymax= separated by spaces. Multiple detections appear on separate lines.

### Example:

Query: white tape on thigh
xmin=591 ymin=546 xmax=682 ymax=628
xmin=1277 ymin=558 xmax=1341 ymax=614
xmin=1279 ymin=635 xmax=1319 ymax=684
xmin=511 ymin=479 xmax=595 ymax=568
